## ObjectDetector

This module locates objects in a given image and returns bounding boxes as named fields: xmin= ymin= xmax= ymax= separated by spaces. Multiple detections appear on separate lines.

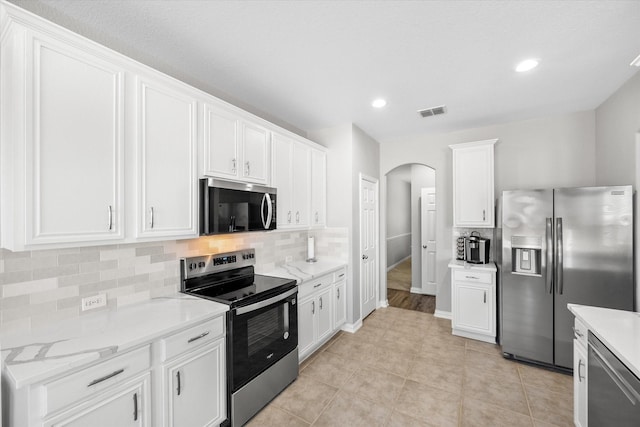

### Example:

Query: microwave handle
xmin=261 ymin=193 xmax=273 ymax=229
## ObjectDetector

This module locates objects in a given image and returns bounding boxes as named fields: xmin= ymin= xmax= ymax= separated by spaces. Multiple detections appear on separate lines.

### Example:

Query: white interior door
xmin=421 ymin=187 xmax=437 ymax=295
xmin=360 ymin=175 xmax=378 ymax=319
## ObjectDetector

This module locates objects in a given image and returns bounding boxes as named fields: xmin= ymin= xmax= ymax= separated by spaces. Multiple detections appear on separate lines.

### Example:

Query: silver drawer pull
xmin=187 ymin=331 xmax=210 ymax=343
xmin=88 ymin=368 xmax=124 ymax=387
xmin=465 ymin=275 xmax=479 ymax=280
xmin=338 ymin=273 xmax=345 ymax=278
xmin=314 ymin=283 xmax=323 ymax=288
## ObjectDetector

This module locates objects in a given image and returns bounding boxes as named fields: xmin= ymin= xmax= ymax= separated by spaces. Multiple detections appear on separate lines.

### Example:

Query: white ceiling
xmin=10 ymin=0 xmax=640 ymax=143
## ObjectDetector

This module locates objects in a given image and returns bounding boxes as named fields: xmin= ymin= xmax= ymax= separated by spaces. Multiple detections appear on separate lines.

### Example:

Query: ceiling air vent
xmin=418 ymin=105 xmax=447 ymax=118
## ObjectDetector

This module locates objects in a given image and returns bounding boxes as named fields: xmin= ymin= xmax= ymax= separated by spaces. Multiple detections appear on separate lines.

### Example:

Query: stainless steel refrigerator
xmin=500 ymin=186 xmax=634 ymax=369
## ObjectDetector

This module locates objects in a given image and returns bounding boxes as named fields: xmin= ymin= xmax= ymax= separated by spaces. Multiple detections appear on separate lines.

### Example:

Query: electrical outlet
xmin=285 ymin=256 xmax=293 ymax=263
xmin=81 ymin=294 xmax=107 ymax=311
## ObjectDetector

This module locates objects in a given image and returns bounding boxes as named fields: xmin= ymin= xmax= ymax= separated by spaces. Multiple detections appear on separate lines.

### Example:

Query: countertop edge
xmin=448 ymin=259 xmax=497 ymax=272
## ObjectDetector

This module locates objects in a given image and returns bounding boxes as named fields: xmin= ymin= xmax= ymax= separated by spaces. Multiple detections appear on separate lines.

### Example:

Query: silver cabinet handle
xmin=176 ymin=370 xmax=181 ymax=396
xmin=362 ymin=254 xmax=368 ymax=260
xmin=296 ymin=211 xmax=300 ymax=223
xmin=287 ymin=211 xmax=292 ymax=223
xmin=108 ymin=205 xmax=113 ymax=230
xmin=187 ymin=331 xmax=210 ymax=343
xmin=423 ymin=245 xmax=427 ymax=249
xmin=315 ymin=212 xmax=319 ymax=223
xmin=572 ymin=326 xmax=584 ymax=339
xmin=483 ymin=209 xmax=486 ymax=221
xmin=149 ymin=206 xmax=154 ymax=228
xmin=578 ymin=359 xmax=585 ymax=382
xmin=312 ymin=300 xmax=315 ymax=314
xmin=337 ymin=288 xmax=340 ymax=299
xmin=320 ymin=296 xmax=323 ymax=310
xmin=133 ymin=392 xmax=138 ymax=421
xmin=88 ymin=368 xmax=124 ymax=387
xmin=232 ymin=158 xmax=237 ymax=173
xmin=245 ymin=161 xmax=250 ymax=176
xmin=465 ymin=275 xmax=479 ymax=280
xmin=483 ymin=291 xmax=487 ymax=303
xmin=314 ymin=283 xmax=323 ymax=288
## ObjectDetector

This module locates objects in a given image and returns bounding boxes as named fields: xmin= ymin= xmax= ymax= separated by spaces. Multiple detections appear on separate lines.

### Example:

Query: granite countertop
xmin=568 ymin=304 xmax=640 ymax=379
xmin=258 ymin=258 xmax=347 ymax=283
xmin=0 ymin=294 xmax=228 ymax=389
xmin=448 ymin=259 xmax=497 ymax=272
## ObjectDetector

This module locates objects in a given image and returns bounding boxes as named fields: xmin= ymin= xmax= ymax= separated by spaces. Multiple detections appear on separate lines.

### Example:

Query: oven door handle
xmin=235 ymin=287 xmax=297 ymax=315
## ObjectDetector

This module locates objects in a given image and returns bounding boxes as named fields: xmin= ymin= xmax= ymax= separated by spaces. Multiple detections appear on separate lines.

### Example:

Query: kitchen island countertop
xmin=1 ymin=294 xmax=228 ymax=388
xmin=568 ymin=304 xmax=640 ymax=379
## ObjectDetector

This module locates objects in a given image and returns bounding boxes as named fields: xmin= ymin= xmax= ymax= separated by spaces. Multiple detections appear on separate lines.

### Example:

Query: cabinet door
xmin=333 ymin=280 xmax=346 ymax=328
xmin=573 ymin=341 xmax=588 ymax=427
xmin=203 ymin=104 xmax=239 ymax=179
xmin=298 ymin=296 xmax=316 ymax=359
xmin=291 ymin=143 xmax=310 ymax=227
xmin=165 ymin=340 xmax=226 ymax=427
xmin=26 ymin=33 xmax=124 ymax=245
xmin=310 ymin=149 xmax=326 ymax=227
xmin=453 ymin=282 xmax=491 ymax=333
xmin=317 ymin=288 xmax=333 ymax=343
xmin=452 ymin=142 xmax=495 ymax=227
xmin=241 ymin=121 xmax=270 ymax=184
xmin=137 ymin=77 xmax=197 ymax=238
xmin=272 ymin=134 xmax=293 ymax=227
xmin=45 ymin=374 xmax=149 ymax=427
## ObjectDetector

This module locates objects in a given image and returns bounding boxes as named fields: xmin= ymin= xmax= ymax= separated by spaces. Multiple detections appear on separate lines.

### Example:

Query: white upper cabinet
xmin=135 ymin=75 xmax=198 ymax=239
xmin=310 ymin=148 xmax=327 ymax=228
xmin=1 ymin=21 xmax=125 ymax=250
xmin=203 ymin=102 xmax=270 ymax=185
xmin=271 ymin=132 xmax=312 ymax=229
xmin=450 ymin=139 xmax=497 ymax=228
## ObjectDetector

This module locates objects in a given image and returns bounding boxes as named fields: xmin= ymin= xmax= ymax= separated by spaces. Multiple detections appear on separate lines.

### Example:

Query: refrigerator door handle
xmin=546 ymin=217 xmax=553 ymax=294
xmin=556 ymin=217 xmax=564 ymax=295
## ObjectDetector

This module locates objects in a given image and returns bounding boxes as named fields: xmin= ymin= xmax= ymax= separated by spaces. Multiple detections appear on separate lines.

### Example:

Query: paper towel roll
xmin=307 ymin=236 xmax=315 ymax=260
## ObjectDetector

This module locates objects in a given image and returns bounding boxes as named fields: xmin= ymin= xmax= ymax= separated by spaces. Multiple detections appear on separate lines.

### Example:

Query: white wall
xmin=385 ymin=167 xmax=411 ymax=267
xmin=595 ymin=72 xmax=640 ymax=186
xmin=381 ymin=110 xmax=597 ymax=313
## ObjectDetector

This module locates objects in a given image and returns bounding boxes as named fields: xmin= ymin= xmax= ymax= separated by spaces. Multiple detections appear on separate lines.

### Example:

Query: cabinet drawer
xmin=160 ymin=317 xmax=225 ymax=362
xmin=42 ymin=345 xmax=150 ymax=415
xmin=573 ymin=317 xmax=588 ymax=348
xmin=298 ymin=273 xmax=332 ymax=300
xmin=333 ymin=268 xmax=347 ymax=283
xmin=453 ymin=269 xmax=492 ymax=284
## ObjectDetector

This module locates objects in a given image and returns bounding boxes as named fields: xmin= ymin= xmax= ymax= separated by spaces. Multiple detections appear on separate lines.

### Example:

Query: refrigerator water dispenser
xmin=511 ymin=236 xmax=542 ymax=275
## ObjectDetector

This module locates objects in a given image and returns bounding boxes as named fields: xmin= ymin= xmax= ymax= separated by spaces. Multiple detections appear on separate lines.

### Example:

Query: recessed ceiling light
xmin=372 ymin=98 xmax=387 ymax=108
xmin=515 ymin=59 xmax=539 ymax=73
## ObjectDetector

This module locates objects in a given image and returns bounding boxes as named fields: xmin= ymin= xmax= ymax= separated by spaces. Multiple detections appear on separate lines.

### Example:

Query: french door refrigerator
xmin=501 ymin=186 xmax=633 ymax=369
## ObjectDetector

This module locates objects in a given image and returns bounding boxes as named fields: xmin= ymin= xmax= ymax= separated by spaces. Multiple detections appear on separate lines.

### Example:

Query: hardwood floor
xmin=386 ymin=258 xmax=435 ymax=314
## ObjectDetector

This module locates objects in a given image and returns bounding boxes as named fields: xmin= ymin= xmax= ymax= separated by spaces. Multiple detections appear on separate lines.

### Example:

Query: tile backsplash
xmin=0 ymin=227 xmax=348 ymax=333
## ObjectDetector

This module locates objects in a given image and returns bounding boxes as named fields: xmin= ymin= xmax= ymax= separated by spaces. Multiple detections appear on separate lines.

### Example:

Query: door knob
xmin=362 ymin=255 xmax=368 ymax=260
xmin=422 ymin=245 xmax=427 ymax=249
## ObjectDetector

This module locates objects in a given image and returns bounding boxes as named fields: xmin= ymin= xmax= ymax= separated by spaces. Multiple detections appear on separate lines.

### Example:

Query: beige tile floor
xmin=247 ymin=306 xmax=573 ymax=427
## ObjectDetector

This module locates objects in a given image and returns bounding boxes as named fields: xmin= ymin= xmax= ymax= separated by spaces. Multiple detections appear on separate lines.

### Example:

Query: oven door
xmin=229 ymin=287 xmax=298 ymax=391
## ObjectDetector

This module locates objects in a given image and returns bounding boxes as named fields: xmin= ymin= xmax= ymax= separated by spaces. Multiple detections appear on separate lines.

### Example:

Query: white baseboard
xmin=341 ymin=319 xmax=363 ymax=333
xmin=410 ymin=286 xmax=423 ymax=294
xmin=386 ymin=255 xmax=411 ymax=272
xmin=434 ymin=310 xmax=452 ymax=319
xmin=378 ymin=300 xmax=389 ymax=308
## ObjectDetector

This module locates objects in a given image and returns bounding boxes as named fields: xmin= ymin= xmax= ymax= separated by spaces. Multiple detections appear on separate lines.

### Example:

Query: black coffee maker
xmin=465 ymin=231 xmax=490 ymax=264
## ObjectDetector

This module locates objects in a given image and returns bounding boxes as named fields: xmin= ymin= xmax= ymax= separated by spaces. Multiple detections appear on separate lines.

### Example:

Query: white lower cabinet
xmin=6 ymin=316 xmax=227 ymax=427
xmin=298 ymin=267 xmax=347 ymax=362
xmin=450 ymin=263 xmax=496 ymax=343
xmin=573 ymin=318 xmax=588 ymax=427
xmin=44 ymin=374 xmax=150 ymax=427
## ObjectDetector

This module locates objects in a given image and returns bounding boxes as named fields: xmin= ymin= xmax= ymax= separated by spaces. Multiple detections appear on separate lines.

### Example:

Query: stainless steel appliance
xmin=181 ymin=249 xmax=298 ymax=426
xmin=501 ymin=186 xmax=633 ymax=369
xmin=200 ymin=178 xmax=276 ymax=235
xmin=588 ymin=332 xmax=640 ymax=425
xmin=465 ymin=232 xmax=490 ymax=264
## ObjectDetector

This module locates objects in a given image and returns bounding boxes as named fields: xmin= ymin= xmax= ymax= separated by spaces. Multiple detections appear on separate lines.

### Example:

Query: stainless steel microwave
xmin=200 ymin=178 xmax=277 ymax=235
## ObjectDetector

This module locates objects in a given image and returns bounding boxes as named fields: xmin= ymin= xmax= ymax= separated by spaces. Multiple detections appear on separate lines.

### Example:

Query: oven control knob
xmin=189 ymin=263 xmax=197 ymax=270
xmin=198 ymin=262 xmax=205 ymax=268
xmin=284 ymin=332 xmax=289 ymax=340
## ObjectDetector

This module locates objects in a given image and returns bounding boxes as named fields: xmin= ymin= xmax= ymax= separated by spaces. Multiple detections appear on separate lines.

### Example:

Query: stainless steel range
xmin=180 ymin=248 xmax=298 ymax=426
